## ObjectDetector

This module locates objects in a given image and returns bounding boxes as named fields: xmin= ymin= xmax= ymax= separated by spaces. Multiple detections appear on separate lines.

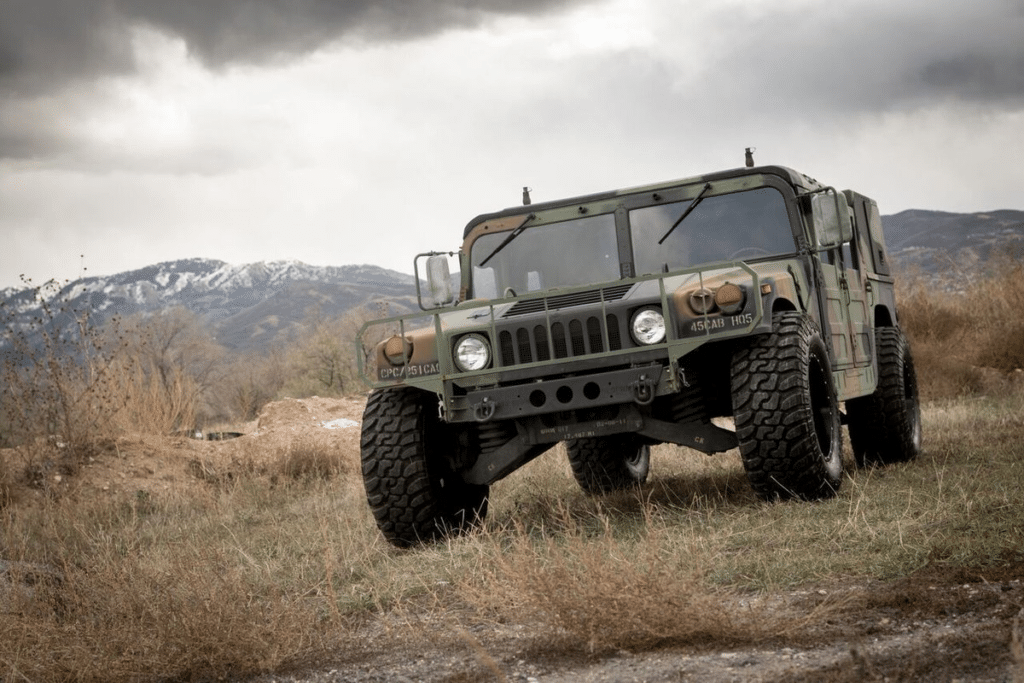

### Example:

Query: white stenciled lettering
xmin=730 ymin=313 xmax=754 ymax=327
xmin=379 ymin=362 xmax=440 ymax=380
xmin=690 ymin=317 xmax=726 ymax=333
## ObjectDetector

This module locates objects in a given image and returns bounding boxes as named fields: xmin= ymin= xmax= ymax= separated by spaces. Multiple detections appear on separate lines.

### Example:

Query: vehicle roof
xmin=463 ymin=165 xmax=825 ymax=238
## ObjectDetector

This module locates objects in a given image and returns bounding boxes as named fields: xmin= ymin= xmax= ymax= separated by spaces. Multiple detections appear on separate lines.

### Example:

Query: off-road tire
xmin=846 ymin=327 xmax=922 ymax=468
xmin=566 ymin=434 xmax=651 ymax=495
xmin=360 ymin=387 xmax=488 ymax=547
xmin=731 ymin=312 xmax=843 ymax=500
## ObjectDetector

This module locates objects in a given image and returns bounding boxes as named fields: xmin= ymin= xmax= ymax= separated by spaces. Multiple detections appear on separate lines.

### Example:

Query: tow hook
xmin=472 ymin=397 xmax=496 ymax=422
xmin=631 ymin=374 xmax=656 ymax=405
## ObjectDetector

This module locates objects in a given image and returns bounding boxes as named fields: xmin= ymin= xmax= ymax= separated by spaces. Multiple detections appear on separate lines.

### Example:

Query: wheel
xmin=846 ymin=327 xmax=922 ymax=468
xmin=360 ymin=387 xmax=488 ymax=547
xmin=566 ymin=433 xmax=651 ymax=495
xmin=730 ymin=312 xmax=843 ymax=500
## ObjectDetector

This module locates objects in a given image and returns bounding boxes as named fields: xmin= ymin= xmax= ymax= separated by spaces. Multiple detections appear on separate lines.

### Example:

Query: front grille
xmin=498 ymin=314 xmax=623 ymax=366
xmin=502 ymin=283 xmax=633 ymax=318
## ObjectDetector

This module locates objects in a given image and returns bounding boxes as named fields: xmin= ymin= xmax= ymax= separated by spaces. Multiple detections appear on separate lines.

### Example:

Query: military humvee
xmin=356 ymin=161 xmax=922 ymax=547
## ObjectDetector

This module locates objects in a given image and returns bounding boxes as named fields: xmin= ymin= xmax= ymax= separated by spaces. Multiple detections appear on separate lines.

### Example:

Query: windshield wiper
xmin=657 ymin=182 xmax=712 ymax=245
xmin=479 ymin=213 xmax=536 ymax=267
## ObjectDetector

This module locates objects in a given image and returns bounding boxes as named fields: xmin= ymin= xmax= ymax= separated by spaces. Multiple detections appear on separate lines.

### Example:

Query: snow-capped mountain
xmin=1 ymin=258 xmax=420 ymax=353
xmin=2 ymin=207 xmax=1022 ymax=355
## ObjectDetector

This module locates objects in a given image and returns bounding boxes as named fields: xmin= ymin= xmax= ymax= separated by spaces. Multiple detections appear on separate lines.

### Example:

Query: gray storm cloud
xmin=698 ymin=1 xmax=1024 ymax=117
xmin=2 ymin=0 xmax=1023 ymax=162
xmin=0 ymin=0 xmax=594 ymax=158
xmin=921 ymin=52 xmax=1024 ymax=102
xmin=0 ymin=0 xmax=592 ymax=90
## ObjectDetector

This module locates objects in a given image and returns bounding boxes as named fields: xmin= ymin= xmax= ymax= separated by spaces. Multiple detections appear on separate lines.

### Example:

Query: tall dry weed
xmin=0 ymin=278 xmax=134 ymax=469
xmin=898 ymin=256 xmax=1024 ymax=399
xmin=0 ymin=458 xmax=12 ymax=510
xmin=113 ymin=360 xmax=198 ymax=436
xmin=0 ymin=282 xmax=227 ymax=480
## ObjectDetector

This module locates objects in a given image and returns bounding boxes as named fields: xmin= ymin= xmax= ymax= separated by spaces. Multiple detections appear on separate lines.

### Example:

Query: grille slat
xmin=498 ymin=314 xmax=623 ymax=367
xmin=586 ymin=317 xmax=603 ymax=353
xmin=552 ymin=322 xmax=568 ymax=358
xmin=493 ymin=283 xmax=633 ymax=368
xmin=534 ymin=325 xmax=550 ymax=361
xmin=516 ymin=328 xmax=533 ymax=364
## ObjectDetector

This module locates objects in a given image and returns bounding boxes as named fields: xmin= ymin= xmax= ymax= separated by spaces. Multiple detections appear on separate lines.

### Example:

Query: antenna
xmin=522 ymin=187 xmax=532 ymax=206
xmin=745 ymin=147 xmax=756 ymax=168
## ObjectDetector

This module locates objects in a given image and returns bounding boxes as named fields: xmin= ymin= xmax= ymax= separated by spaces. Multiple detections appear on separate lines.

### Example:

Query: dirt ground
xmin=256 ymin=569 xmax=1024 ymax=683
xmin=2 ymin=395 xmax=366 ymax=504
xmin=4 ymin=396 xmax=1023 ymax=682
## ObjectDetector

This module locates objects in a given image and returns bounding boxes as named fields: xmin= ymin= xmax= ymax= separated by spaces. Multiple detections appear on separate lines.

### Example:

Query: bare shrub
xmin=283 ymin=307 xmax=358 ymax=398
xmin=911 ymin=353 xmax=991 ymax=399
xmin=113 ymin=358 xmax=199 ymax=436
xmin=217 ymin=349 xmax=286 ymax=421
xmin=119 ymin=307 xmax=227 ymax=429
xmin=0 ymin=278 xmax=134 ymax=468
xmin=284 ymin=304 xmax=399 ymax=398
xmin=898 ymin=284 xmax=966 ymax=344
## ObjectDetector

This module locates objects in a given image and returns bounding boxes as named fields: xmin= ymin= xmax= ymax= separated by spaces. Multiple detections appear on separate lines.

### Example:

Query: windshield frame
xmin=467 ymin=210 xmax=621 ymax=299
xmin=461 ymin=172 xmax=805 ymax=298
xmin=628 ymin=184 xmax=799 ymax=278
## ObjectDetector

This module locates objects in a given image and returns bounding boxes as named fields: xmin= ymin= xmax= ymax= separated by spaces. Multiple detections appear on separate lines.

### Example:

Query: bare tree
xmin=217 ymin=348 xmax=286 ymax=421
xmin=284 ymin=305 xmax=385 ymax=397
xmin=121 ymin=308 xmax=227 ymax=429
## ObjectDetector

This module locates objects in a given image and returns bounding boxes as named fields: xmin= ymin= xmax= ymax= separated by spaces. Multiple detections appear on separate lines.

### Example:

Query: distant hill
xmin=3 ymin=209 xmax=1022 ymax=355
xmin=1 ymin=258 xmax=420 ymax=355
xmin=882 ymin=209 xmax=1024 ymax=277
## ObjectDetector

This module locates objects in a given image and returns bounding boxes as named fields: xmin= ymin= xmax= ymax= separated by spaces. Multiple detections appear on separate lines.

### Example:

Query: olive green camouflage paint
xmin=356 ymin=165 xmax=900 ymax=406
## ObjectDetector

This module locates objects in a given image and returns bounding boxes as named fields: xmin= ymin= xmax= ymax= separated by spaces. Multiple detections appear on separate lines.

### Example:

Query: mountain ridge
xmin=1 ymin=258 xmax=420 ymax=354
xmin=881 ymin=209 xmax=1024 ymax=274
xmin=3 ymin=209 xmax=1022 ymax=354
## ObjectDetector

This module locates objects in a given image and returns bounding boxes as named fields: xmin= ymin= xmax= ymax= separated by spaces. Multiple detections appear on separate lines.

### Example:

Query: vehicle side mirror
xmin=416 ymin=253 xmax=458 ymax=310
xmin=811 ymin=191 xmax=852 ymax=248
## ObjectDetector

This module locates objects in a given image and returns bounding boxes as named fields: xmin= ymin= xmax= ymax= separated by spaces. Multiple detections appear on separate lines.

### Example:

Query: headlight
xmin=630 ymin=307 xmax=666 ymax=345
xmin=454 ymin=333 xmax=491 ymax=372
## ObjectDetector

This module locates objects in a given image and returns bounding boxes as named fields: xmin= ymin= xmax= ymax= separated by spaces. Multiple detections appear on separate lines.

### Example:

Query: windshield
xmin=630 ymin=187 xmax=794 ymax=276
xmin=471 ymin=213 xmax=619 ymax=298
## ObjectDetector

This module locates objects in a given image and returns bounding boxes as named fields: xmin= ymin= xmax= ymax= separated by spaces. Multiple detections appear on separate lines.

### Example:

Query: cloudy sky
xmin=1 ymin=0 xmax=1022 ymax=290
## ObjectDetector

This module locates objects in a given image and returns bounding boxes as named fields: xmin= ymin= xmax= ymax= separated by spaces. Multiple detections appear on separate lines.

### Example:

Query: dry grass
xmin=1 ymin=390 xmax=1022 ymax=681
xmin=899 ymin=255 xmax=1024 ymax=399
xmin=1 ymin=262 xmax=1023 ymax=680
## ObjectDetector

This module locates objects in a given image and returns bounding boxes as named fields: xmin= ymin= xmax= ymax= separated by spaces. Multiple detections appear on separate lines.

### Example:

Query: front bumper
xmin=447 ymin=364 xmax=664 ymax=423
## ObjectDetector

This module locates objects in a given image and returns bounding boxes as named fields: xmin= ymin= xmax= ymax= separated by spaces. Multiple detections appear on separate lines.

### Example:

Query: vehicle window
xmin=470 ymin=213 xmax=619 ymax=298
xmin=630 ymin=187 xmax=794 ymax=276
